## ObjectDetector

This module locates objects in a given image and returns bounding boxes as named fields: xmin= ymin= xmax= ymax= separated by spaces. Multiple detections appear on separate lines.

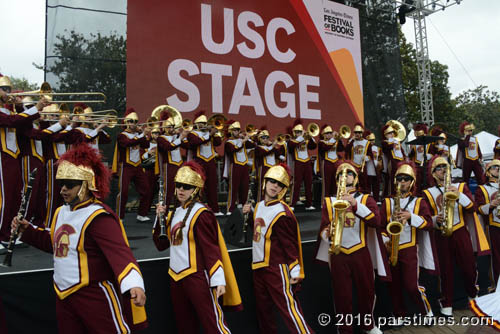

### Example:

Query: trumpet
xmin=7 ymin=82 xmax=106 ymax=104
xmin=244 ymin=124 xmax=259 ymax=138
xmin=275 ymin=134 xmax=289 ymax=146
xmin=182 ymin=119 xmax=193 ymax=131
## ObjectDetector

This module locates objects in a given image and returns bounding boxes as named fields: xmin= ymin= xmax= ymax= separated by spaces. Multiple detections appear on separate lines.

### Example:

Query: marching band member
xmin=12 ymin=144 xmax=147 ymax=333
xmin=142 ymin=125 xmax=161 ymax=217
xmin=381 ymin=162 xmax=436 ymax=321
xmin=318 ymin=124 xmax=344 ymax=199
xmin=287 ymin=120 xmax=317 ymax=211
xmin=474 ymin=160 xmax=500 ymax=290
xmin=365 ymin=130 xmax=382 ymax=202
xmin=428 ymin=126 xmax=450 ymax=158
xmin=456 ymin=121 xmax=485 ymax=186
xmin=153 ymin=161 xmax=242 ymax=333
xmin=254 ymin=127 xmax=285 ymax=202
xmin=382 ymin=124 xmax=406 ymax=196
xmin=223 ymin=120 xmax=255 ymax=213
xmin=345 ymin=122 xmax=372 ymax=194
xmin=422 ymin=156 xmax=490 ymax=317
xmin=186 ymin=111 xmax=224 ymax=216
xmin=17 ymin=98 xmax=68 ymax=229
xmin=73 ymin=103 xmax=111 ymax=151
xmin=242 ymin=164 xmax=314 ymax=334
xmin=315 ymin=161 xmax=388 ymax=334
xmin=0 ymin=77 xmax=48 ymax=250
xmin=408 ymin=123 xmax=433 ymax=195
xmin=156 ymin=113 xmax=187 ymax=208
xmin=112 ymin=107 xmax=151 ymax=222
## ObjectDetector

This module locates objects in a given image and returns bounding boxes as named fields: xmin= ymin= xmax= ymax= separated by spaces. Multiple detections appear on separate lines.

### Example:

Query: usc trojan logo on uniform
xmin=354 ymin=145 xmax=364 ymax=155
xmin=54 ymin=224 xmax=77 ymax=258
xmin=344 ymin=207 xmax=356 ymax=228
xmin=468 ymin=142 xmax=476 ymax=151
xmin=254 ymin=218 xmax=266 ymax=242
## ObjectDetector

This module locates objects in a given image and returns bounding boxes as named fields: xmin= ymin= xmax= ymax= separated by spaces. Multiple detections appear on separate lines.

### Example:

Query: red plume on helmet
xmin=430 ymin=125 xmax=444 ymax=137
xmin=292 ymin=118 xmax=302 ymax=127
xmin=278 ymin=163 xmax=292 ymax=182
xmin=413 ymin=123 xmax=428 ymax=135
xmin=182 ymin=161 xmax=206 ymax=182
xmin=159 ymin=110 xmax=170 ymax=121
xmin=125 ymin=107 xmax=136 ymax=116
xmin=459 ymin=121 xmax=470 ymax=135
xmin=260 ymin=125 xmax=268 ymax=131
xmin=194 ymin=110 xmax=206 ymax=119
xmin=73 ymin=102 xmax=88 ymax=110
xmin=381 ymin=124 xmax=392 ymax=138
xmin=363 ymin=130 xmax=372 ymax=138
xmin=286 ymin=125 xmax=293 ymax=134
xmin=57 ymin=144 xmax=111 ymax=199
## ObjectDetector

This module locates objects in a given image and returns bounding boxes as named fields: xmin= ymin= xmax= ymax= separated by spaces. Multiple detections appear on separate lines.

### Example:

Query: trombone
xmin=7 ymin=82 xmax=106 ymax=104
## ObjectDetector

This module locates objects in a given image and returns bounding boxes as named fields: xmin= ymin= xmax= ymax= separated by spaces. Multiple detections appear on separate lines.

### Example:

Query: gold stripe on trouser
xmin=211 ymin=289 xmax=230 ymax=334
xmin=100 ymin=281 xmax=129 ymax=334
xmin=22 ymin=156 xmax=29 ymax=192
xmin=280 ymin=264 xmax=309 ymax=334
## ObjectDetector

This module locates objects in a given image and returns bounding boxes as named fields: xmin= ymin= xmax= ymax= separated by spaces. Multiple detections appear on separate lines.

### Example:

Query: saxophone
xmin=329 ymin=168 xmax=350 ymax=255
xmin=386 ymin=183 xmax=404 ymax=266
xmin=441 ymin=164 xmax=459 ymax=237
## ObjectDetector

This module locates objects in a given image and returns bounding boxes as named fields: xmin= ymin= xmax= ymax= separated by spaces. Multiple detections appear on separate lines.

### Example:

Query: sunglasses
xmin=267 ymin=179 xmax=285 ymax=188
xmin=58 ymin=179 xmax=83 ymax=189
xmin=175 ymin=182 xmax=196 ymax=190
xmin=433 ymin=165 xmax=447 ymax=172
xmin=396 ymin=175 xmax=413 ymax=182
xmin=126 ymin=120 xmax=138 ymax=124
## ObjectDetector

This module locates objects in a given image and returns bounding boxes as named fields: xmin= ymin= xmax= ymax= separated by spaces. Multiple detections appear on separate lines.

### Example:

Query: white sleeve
xmin=209 ymin=267 xmax=226 ymax=287
xmin=120 ymin=269 xmax=145 ymax=293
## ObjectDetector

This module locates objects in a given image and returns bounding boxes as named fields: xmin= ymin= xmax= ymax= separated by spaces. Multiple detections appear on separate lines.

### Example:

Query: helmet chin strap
xmin=77 ymin=181 xmax=89 ymax=202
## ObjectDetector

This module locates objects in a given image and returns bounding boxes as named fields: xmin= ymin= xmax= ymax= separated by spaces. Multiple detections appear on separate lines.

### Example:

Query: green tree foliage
xmin=45 ymin=30 xmax=126 ymax=114
xmin=44 ymin=30 xmax=126 ymax=162
xmin=450 ymin=86 xmax=500 ymax=139
xmin=9 ymin=76 xmax=39 ymax=92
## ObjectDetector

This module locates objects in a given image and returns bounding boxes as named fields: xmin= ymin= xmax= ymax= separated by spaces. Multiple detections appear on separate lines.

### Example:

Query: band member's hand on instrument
xmin=216 ymin=285 xmax=226 ymax=298
xmin=210 ymin=126 xmax=217 ymax=136
xmin=156 ymin=203 xmax=167 ymax=215
xmin=341 ymin=193 xmax=357 ymax=207
xmin=491 ymin=197 xmax=500 ymax=207
xmin=95 ymin=122 xmax=106 ymax=132
xmin=36 ymin=97 xmax=51 ymax=111
xmin=242 ymin=203 xmax=252 ymax=214
xmin=396 ymin=210 xmax=411 ymax=222
xmin=59 ymin=115 xmax=70 ymax=128
xmin=130 ymin=287 xmax=146 ymax=306
xmin=11 ymin=216 xmax=29 ymax=234
xmin=436 ymin=214 xmax=445 ymax=225
xmin=446 ymin=185 xmax=459 ymax=196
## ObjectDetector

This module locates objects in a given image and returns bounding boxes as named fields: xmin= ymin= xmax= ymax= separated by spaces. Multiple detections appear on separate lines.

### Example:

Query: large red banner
xmin=127 ymin=0 xmax=362 ymax=135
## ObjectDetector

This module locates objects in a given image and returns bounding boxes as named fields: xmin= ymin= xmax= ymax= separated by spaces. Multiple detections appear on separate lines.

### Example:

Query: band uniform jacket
xmin=20 ymin=198 xmax=148 ymax=328
xmin=152 ymin=202 xmax=242 ymax=310
xmin=381 ymin=195 xmax=438 ymax=274
xmin=423 ymin=183 xmax=490 ymax=255
xmin=315 ymin=191 xmax=391 ymax=280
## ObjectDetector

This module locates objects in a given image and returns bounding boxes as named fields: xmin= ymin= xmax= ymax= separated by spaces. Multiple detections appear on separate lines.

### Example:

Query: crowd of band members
xmin=3 ymin=73 xmax=500 ymax=333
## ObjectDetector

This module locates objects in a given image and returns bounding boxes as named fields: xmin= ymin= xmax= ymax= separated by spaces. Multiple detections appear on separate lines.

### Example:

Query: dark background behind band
xmin=0 ymin=242 xmax=490 ymax=333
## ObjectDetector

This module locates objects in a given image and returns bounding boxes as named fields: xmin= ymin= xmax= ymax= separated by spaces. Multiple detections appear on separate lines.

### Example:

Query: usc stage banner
xmin=127 ymin=0 xmax=363 ymax=133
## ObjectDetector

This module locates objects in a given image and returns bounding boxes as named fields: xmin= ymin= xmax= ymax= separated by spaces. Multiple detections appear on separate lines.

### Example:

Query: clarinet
xmin=243 ymin=177 xmax=255 ymax=242
xmin=2 ymin=168 xmax=37 ymax=267
xmin=157 ymin=176 xmax=168 ymax=240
